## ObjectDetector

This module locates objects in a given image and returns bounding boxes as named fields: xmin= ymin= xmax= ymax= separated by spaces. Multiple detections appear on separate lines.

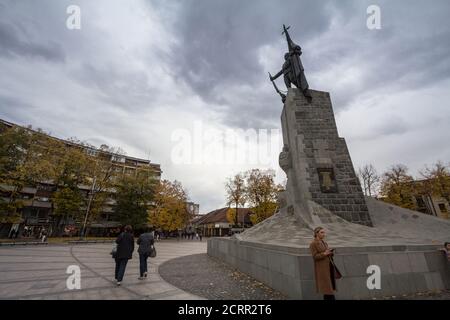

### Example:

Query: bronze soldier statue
xmin=270 ymin=25 xmax=312 ymax=103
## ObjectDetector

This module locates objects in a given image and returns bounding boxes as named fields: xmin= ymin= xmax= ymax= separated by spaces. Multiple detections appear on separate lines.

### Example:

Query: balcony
xmin=21 ymin=187 xmax=37 ymax=194
xmin=32 ymin=200 xmax=52 ymax=209
xmin=24 ymin=217 xmax=51 ymax=225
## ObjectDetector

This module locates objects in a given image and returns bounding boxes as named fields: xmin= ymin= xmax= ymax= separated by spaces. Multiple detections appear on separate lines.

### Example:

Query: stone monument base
xmin=208 ymin=238 xmax=449 ymax=299
xmin=207 ymin=198 xmax=450 ymax=299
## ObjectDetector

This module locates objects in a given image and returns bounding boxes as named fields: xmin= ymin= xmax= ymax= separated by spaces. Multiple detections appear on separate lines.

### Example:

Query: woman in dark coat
xmin=137 ymin=227 xmax=155 ymax=279
xmin=309 ymin=226 xmax=337 ymax=300
xmin=115 ymin=225 xmax=135 ymax=286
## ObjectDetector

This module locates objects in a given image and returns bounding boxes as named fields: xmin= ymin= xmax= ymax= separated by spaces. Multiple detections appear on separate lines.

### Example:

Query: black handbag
xmin=149 ymin=245 xmax=157 ymax=258
xmin=330 ymin=257 xmax=342 ymax=279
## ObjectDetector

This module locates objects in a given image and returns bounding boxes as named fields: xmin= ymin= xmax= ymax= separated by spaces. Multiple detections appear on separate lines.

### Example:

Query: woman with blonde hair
xmin=309 ymin=226 xmax=339 ymax=300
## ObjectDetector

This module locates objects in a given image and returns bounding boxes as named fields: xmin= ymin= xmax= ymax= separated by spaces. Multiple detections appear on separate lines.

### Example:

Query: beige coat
xmin=309 ymin=239 xmax=336 ymax=295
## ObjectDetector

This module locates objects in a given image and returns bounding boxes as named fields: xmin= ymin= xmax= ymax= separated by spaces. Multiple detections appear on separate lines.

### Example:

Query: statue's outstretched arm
xmin=270 ymin=69 xmax=283 ymax=81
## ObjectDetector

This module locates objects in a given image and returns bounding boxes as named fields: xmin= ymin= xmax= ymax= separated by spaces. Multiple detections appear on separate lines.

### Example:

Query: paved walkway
xmin=0 ymin=240 xmax=207 ymax=300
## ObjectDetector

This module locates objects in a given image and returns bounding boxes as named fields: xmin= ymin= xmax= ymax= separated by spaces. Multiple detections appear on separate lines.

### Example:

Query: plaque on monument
xmin=317 ymin=168 xmax=338 ymax=193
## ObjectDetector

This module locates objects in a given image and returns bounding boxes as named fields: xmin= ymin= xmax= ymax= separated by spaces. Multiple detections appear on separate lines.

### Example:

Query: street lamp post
xmin=80 ymin=177 xmax=96 ymax=240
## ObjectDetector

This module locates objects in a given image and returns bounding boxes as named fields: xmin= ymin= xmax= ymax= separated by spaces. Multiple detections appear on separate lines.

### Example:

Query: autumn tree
xmin=358 ymin=164 xmax=380 ymax=197
xmin=379 ymin=164 xmax=416 ymax=210
xmin=115 ymin=169 xmax=157 ymax=229
xmin=245 ymin=169 xmax=281 ymax=225
xmin=419 ymin=161 xmax=450 ymax=202
xmin=79 ymin=144 xmax=124 ymax=237
xmin=225 ymin=173 xmax=246 ymax=227
xmin=50 ymin=140 xmax=92 ymax=235
xmin=0 ymin=126 xmax=55 ymax=225
xmin=0 ymin=126 xmax=31 ymax=224
xmin=52 ymin=187 xmax=84 ymax=223
xmin=224 ymin=169 xmax=282 ymax=226
xmin=148 ymin=180 xmax=190 ymax=232
xmin=226 ymin=207 xmax=237 ymax=225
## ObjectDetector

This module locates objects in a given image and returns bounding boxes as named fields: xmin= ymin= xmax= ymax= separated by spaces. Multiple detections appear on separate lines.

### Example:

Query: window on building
xmin=415 ymin=196 xmax=429 ymax=214
xmin=438 ymin=203 xmax=448 ymax=213
xmin=415 ymin=196 xmax=426 ymax=208
xmin=38 ymin=210 xmax=47 ymax=218
xmin=112 ymin=155 xmax=126 ymax=163
xmin=86 ymin=149 xmax=98 ymax=157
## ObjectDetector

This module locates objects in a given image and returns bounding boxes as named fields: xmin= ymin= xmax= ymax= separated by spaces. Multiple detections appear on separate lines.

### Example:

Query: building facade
xmin=0 ymin=118 xmax=162 ymax=238
xmin=194 ymin=207 xmax=254 ymax=237
xmin=414 ymin=194 xmax=449 ymax=219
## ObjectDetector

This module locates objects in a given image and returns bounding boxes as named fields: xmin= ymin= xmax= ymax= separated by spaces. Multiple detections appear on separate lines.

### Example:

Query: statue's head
xmin=284 ymin=53 xmax=289 ymax=60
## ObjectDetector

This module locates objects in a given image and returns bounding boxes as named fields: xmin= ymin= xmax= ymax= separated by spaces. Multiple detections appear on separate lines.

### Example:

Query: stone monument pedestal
xmin=279 ymin=89 xmax=371 ymax=228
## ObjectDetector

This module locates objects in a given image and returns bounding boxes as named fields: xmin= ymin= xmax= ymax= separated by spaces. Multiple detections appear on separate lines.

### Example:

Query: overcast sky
xmin=1 ymin=0 xmax=449 ymax=213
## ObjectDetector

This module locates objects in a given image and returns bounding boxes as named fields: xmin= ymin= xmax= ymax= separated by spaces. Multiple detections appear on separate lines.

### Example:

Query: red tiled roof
xmin=196 ymin=207 xmax=253 ymax=225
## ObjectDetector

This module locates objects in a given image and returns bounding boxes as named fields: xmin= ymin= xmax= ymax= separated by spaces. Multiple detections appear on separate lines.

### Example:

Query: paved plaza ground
xmin=1 ymin=240 xmax=449 ymax=300
xmin=0 ymin=240 xmax=207 ymax=300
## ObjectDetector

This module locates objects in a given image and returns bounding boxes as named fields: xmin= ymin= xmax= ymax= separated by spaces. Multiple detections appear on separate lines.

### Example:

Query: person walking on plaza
xmin=114 ymin=225 xmax=135 ymax=286
xmin=137 ymin=227 xmax=155 ymax=280
xmin=310 ymin=226 xmax=340 ymax=300
xmin=41 ymin=229 xmax=47 ymax=243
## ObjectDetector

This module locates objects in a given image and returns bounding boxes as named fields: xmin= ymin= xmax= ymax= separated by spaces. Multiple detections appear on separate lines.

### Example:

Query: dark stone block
xmin=392 ymin=245 xmax=407 ymax=252
xmin=424 ymin=252 xmax=448 ymax=272
xmin=342 ymin=254 xmax=370 ymax=276
xmin=301 ymin=280 xmax=321 ymax=300
xmin=298 ymin=256 xmax=315 ymax=281
xmin=359 ymin=212 xmax=368 ymax=221
xmin=411 ymin=273 xmax=429 ymax=292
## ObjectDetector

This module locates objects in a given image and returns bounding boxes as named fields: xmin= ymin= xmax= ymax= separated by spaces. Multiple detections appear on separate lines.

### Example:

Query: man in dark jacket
xmin=137 ymin=227 xmax=155 ymax=279
xmin=115 ymin=225 xmax=134 ymax=286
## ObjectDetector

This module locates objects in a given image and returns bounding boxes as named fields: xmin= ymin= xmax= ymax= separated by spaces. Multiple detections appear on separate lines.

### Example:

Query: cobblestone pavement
xmin=159 ymin=253 xmax=287 ymax=300
xmin=0 ymin=240 xmax=207 ymax=300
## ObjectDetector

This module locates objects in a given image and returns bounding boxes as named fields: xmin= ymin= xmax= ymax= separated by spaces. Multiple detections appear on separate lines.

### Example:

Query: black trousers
xmin=115 ymin=258 xmax=128 ymax=282
xmin=324 ymin=294 xmax=336 ymax=300
xmin=139 ymin=253 xmax=149 ymax=277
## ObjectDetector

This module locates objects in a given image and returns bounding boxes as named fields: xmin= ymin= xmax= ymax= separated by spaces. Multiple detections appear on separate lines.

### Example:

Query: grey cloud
xmin=309 ymin=0 xmax=450 ymax=111
xmin=160 ymin=0 xmax=450 ymax=128
xmin=0 ymin=95 xmax=35 ymax=122
xmin=0 ymin=21 xmax=65 ymax=62
xmin=373 ymin=117 xmax=410 ymax=138
xmin=167 ymin=0 xmax=336 ymax=99
xmin=215 ymin=88 xmax=282 ymax=129
xmin=73 ymin=63 xmax=158 ymax=112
